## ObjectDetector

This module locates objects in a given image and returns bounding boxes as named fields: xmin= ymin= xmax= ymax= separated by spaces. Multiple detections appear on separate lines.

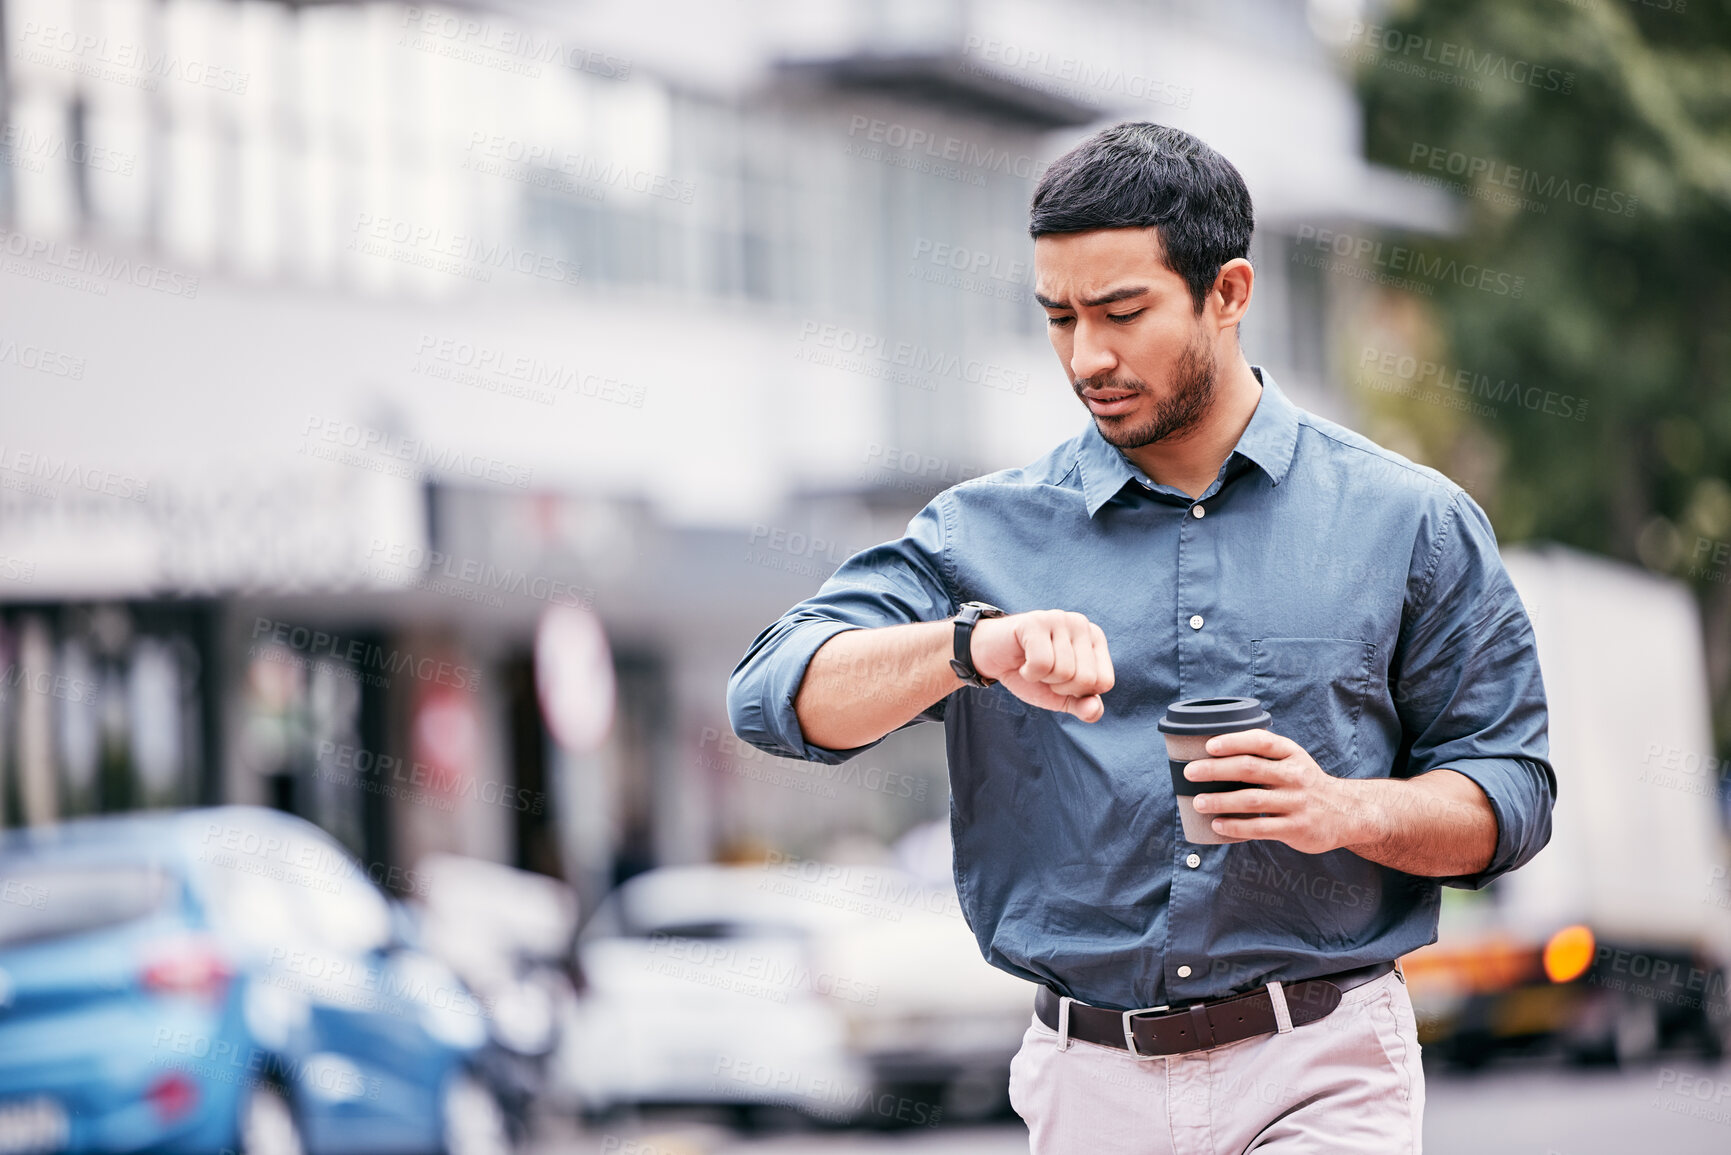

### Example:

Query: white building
xmin=0 ymin=0 xmax=1450 ymax=902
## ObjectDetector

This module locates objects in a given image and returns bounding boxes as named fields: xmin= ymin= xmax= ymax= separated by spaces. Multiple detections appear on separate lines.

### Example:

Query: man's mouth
xmin=1082 ymin=390 xmax=1139 ymax=416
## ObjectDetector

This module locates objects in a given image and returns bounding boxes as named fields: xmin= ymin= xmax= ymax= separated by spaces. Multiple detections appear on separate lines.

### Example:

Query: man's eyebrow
xmin=1034 ymin=285 xmax=1151 ymax=310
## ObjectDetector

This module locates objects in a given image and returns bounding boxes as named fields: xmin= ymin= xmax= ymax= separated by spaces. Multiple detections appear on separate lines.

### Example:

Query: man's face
xmin=1034 ymin=227 xmax=1218 ymax=449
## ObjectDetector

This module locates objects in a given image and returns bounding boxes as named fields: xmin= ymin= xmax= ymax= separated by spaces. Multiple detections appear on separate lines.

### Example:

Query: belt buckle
xmin=1121 ymin=1003 xmax=1171 ymax=1060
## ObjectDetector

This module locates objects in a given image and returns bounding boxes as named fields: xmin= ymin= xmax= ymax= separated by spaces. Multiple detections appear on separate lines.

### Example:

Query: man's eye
xmin=1108 ymin=309 xmax=1145 ymax=323
xmin=1046 ymin=315 xmax=1074 ymax=327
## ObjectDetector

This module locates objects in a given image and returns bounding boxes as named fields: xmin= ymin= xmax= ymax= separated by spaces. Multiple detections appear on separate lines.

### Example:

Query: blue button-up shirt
xmin=728 ymin=368 xmax=1554 ymax=1011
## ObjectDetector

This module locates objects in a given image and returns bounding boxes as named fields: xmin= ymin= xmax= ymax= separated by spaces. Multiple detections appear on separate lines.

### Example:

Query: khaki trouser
xmin=1008 ymin=967 xmax=1424 ymax=1154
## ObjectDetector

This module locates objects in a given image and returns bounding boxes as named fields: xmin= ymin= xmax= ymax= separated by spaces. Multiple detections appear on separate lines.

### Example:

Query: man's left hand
xmin=1184 ymin=729 xmax=1377 ymax=854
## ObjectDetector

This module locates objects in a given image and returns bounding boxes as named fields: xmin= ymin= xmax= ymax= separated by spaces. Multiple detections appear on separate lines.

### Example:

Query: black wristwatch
xmin=950 ymin=601 xmax=1006 ymax=687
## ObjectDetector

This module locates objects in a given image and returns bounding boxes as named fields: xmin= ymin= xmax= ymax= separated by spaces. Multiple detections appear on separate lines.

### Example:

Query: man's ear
xmin=1211 ymin=258 xmax=1254 ymax=332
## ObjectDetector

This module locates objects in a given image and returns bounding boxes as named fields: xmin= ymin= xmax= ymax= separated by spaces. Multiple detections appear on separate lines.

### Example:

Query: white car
xmin=554 ymin=845 xmax=1032 ymax=1126
xmin=555 ymin=864 xmax=872 ymax=1124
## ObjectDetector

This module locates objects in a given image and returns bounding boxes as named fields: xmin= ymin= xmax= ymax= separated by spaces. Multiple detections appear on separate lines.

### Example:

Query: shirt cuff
xmin=1424 ymin=756 xmax=1555 ymax=890
xmin=728 ymin=619 xmax=893 ymax=765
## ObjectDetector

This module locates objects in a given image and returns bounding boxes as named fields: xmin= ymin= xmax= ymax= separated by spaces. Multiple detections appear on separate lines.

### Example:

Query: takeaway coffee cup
xmin=1159 ymin=697 xmax=1273 ymax=845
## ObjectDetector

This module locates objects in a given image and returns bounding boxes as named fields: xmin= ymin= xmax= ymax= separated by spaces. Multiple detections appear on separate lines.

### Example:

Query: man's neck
xmin=1120 ymin=355 xmax=1263 ymax=500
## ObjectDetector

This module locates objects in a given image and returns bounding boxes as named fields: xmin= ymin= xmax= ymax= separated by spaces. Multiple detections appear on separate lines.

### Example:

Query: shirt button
xmin=1186 ymin=853 xmax=1201 ymax=868
xmin=1189 ymin=614 xmax=1204 ymax=630
xmin=1177 ymin=965 xmax=1193 ymax=978
xmin=1191 ymin=504 xmax=1205 ymax=518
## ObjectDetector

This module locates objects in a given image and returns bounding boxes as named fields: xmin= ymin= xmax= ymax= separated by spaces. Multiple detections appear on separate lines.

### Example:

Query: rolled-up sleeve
xmin=726 ymin=496 xmax=956 ymax=764
xmin=1393 ymin=490 xmax=1556 ymax=890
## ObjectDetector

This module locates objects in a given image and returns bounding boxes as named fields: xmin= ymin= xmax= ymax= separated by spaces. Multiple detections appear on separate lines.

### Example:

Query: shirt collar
xmin=1075 ymin=366 xmax=1302 ymax=518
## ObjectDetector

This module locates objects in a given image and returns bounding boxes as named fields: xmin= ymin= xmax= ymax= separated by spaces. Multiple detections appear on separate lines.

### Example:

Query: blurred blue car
xmin=0 ymin=806 xmax=509 ymax=1155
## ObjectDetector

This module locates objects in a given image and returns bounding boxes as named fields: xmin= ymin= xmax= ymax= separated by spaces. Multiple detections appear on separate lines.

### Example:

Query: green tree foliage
xmin=1354 ymin=0 xmax=1731 ymax=752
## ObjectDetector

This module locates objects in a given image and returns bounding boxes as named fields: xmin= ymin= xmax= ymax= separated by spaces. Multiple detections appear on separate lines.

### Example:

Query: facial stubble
xmin=1078 ymin=325 xmax=1218 ymax=449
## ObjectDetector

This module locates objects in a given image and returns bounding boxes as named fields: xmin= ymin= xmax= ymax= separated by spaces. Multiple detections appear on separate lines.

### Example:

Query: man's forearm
xmin=794 ymin=620 xmax=962 ymax=751
xmin=1338 ymin=768 xmax=1498 ymax=878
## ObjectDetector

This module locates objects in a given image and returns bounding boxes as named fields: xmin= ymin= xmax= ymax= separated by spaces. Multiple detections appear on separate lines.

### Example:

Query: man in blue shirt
xmin=729 ymin=122 xmax=1553 ymax=1152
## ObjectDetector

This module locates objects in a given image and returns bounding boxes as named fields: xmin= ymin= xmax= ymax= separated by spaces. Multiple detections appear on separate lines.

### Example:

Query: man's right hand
xmin=971 ymin=610 xmax=1115 ymax=722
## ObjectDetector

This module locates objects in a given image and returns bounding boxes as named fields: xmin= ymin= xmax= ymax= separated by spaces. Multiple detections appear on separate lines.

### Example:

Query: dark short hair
xmin=1029 ymin=122 xmax=1254 ymax=312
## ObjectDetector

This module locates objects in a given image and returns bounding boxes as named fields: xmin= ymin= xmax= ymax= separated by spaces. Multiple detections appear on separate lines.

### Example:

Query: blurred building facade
xmin=0 ymin=0 xmax=1449 ymax=908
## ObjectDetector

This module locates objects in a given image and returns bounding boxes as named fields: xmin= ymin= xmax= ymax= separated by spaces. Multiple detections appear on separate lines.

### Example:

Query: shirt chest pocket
xmin=1249 ymin=638 xmax=1377 ymax=778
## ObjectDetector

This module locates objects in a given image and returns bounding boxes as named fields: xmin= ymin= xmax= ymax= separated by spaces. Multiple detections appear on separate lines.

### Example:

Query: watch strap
xmin=949 ymin=602 xmax=1005 ymax=687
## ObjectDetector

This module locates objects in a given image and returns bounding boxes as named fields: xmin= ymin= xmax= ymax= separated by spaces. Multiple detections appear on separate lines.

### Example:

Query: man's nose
xmin=1069 ymin=321 xmax=1118 ymax=381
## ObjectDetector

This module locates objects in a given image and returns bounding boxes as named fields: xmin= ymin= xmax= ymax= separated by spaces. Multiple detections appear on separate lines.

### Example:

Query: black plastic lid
xmin=1157 ymin=697 xmax=1271 ymax=734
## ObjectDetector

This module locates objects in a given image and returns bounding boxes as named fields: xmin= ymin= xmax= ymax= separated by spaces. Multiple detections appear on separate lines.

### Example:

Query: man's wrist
xmin=1332 ymin=777 xmax=1396 ymax=856
xmin=1332 ymin=769 xmax=1500 ymax=878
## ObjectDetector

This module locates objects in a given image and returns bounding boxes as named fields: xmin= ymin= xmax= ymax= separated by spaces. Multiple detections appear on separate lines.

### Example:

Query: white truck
xmin=1401 ymin=543 xmax=1731 ymax=1067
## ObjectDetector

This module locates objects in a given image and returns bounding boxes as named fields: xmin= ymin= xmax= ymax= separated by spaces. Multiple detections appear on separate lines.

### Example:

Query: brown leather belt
xmin=1034 ymin=960 xmax=1397 ymax=1057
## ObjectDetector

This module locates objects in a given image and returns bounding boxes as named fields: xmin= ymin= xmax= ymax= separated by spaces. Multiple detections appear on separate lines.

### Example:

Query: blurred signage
xmin=534 ymin=606 xmax=615 ymax=753
xmin=411 ymin=679 xmax=485 ymax=802
xmin=0 ymin=469 xmax=425 ymax=598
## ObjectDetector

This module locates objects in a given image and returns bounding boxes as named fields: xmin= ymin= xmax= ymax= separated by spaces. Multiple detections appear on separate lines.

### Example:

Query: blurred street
xmin=526 ymin=1058 xmax=1731 ymax=1154
xmin=1425 ymin=1059 xmax=1731 ymax=1155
